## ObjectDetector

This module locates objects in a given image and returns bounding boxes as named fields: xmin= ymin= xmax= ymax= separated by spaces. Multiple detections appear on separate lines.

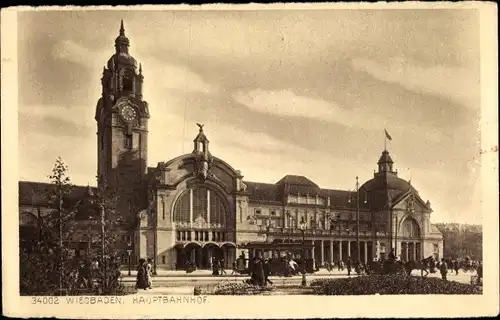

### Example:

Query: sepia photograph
xmin=1 ymin=3 xmax=498 ymax=319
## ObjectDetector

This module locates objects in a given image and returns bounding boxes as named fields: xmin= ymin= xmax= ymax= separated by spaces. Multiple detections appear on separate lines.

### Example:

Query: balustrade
xmin=175 ymin=229 xmax=226 ymax=242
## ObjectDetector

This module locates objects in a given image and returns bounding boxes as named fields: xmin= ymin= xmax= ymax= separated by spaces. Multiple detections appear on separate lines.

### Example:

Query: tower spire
xmin=120 ymin=19 xmax=125 ymax=36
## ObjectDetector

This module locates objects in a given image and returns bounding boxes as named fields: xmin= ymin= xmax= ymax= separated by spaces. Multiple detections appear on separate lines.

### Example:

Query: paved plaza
xmin=127 ymin=268 xmax=479 ymax=295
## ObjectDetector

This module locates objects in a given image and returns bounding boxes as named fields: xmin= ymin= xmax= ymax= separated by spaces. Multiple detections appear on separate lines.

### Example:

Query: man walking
xmin=263 ymin=258 xmax=273 ymax=286
xmin=439 ymin=258 xmax=448 ymax=281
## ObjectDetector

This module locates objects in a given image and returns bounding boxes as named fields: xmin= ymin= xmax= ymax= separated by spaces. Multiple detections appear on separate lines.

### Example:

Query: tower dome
xmin=115 ymin=20 xmax=130 ymax=46
xmin=360 ymin=149 xmax=415 ymax=193
xmin=107 ymin=20 xmax=138 ymax=70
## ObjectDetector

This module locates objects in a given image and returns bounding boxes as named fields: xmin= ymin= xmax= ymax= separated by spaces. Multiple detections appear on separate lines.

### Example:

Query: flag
xmin=385 ymin=129 xmax=392 ymax=141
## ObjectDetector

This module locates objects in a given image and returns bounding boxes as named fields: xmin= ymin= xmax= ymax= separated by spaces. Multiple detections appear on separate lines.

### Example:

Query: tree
xmin=19 ymin=158 xmax=128 ymax=295
xmin=434 ymin=223 xmax=483 ymax=260
xmin=20 ymin=157 xmax=79 ymax=295
xmin=83 ymin=175 xmax=127 ymax=295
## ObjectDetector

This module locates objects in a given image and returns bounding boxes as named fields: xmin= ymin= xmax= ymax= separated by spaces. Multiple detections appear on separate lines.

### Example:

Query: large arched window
xmin=402 ymin=218 xmax=420 ymax=238
xmin=173 ymin=187 xmax=227 ymax=227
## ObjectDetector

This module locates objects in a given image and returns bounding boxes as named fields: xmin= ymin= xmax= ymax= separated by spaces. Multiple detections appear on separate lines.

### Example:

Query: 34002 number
xmin=31 ymin=297 xmax=60 ymax=304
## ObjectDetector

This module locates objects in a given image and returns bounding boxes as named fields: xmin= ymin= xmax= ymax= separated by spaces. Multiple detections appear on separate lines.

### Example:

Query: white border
xmin=1 ymin=3 xmax=498 ymax=318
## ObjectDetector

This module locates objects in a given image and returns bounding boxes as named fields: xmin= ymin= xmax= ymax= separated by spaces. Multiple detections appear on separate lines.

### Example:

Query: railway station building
xmin=19 ymin=22 xmax=443 ymax=270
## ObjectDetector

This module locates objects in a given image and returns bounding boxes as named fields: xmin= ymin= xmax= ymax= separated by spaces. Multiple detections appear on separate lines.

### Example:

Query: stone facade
xmin=18 ymin=22 xmax=443 ymax=269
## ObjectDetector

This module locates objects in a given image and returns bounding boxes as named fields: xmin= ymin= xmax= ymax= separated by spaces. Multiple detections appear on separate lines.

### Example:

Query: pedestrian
xmin=220 ymin=258 xmax=227 ymax=275
xmin=212 ymin=257 xmax=219 ymax=276
xmin=346 ymin=257 xmax=352 ymax=277
xmin=231 ymin=260 xmax=237 ymax=275
xmin=388 ymin=248 xmax=396 ymax=262
xmin=263 ymin=258 xmax=273 ymax=286
xmin=77 ymin=260 xmax=91 ymax=289
xmin=439 ymin=258 xmax=448 ymax=281
xmin=146 ymin=258 xmax=153 ymax=289
xmin=135 ymin=258 xmax=148 ymax=290
xmin=249 ymin=252 xmax=265 ymax=286
xmin=454 ymin=260 xmax=459 ymax=275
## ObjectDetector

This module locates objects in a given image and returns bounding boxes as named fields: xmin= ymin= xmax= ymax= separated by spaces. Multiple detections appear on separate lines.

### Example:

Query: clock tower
xmin=95 ymin=20 xmax=150 ymax=222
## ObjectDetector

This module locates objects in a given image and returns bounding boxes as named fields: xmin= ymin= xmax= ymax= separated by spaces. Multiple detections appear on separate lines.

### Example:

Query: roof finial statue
xmin=196 ymin=123 xmax=204 ymax=132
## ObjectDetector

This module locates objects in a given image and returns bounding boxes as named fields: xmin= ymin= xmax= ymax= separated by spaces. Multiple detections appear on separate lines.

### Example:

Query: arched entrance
xmin=175 ymin=242 xmax=203 ymax=270
xmin=203 ymin=242 xmax=221 ymax=269
xmin=400 ymin=217 xmax=422 ymax=262
xmin=221 ymin=242 xmax=237 ymax=269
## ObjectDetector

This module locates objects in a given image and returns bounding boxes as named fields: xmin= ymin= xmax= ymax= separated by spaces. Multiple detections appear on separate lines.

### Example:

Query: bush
xmin=211 ymin=281 xmax=273 ymax=295
xmin=312 ymin=275 xmax=482 ymax=295
xmin=20 ymin=247 xmax=126 ymax=296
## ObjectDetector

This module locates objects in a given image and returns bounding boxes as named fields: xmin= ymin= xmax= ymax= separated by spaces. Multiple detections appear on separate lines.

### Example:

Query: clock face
xmin=120 ymin=105 xmax=137 ymax=122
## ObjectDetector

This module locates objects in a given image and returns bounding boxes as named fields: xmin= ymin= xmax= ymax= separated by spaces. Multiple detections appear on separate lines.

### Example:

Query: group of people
xmin=73 ymin=258 xmax=100 ymax=289
xmin=135 ymin=258 xmax=153 ymax=290
xmin=433 ymin=257 xmax=482 ymax=283
xmin=67 ymin=257 xmax=122 ymax=293
xmin=324 ymin=258 xmax=369 ymax=276
xmin=211 ymin=257 xmax=228 ymax=276
xmin=245 ymin=252 xmax=274 ymax=286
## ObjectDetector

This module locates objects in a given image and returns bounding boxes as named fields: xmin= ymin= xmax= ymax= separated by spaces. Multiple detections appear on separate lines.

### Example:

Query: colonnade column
xmin=347 ymin=241 xmax=351 ymax=259
xmin=320 ymin=240 xmax=324 ymax=266
xmin=329 ymin=240 xmax=334 ymax=265
xmin=339 ymin=240 xmax=343 ymax=262
xmin=189 ymin=189 xmax=194 ymax=224
xmin=405 ymin=243 xmax=409 ymax=261
xmin=364 ymin=241 xmax=368 ymax=263
xmin=311 ymin=247 xmax=315 ymax=268
xmin=207 ymin=190 xmax=211 ymax=225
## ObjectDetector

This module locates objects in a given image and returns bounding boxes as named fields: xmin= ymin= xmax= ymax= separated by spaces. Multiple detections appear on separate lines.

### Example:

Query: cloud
xmin=233 ymin=89 xmax=382 ymax=128
xmin=351 ymin=56 xmax=480 ymax=110
xmin=232 ymin=89 xmax=443 ymax=142
xmin=51 ymin=39 xmax=215 ymax=95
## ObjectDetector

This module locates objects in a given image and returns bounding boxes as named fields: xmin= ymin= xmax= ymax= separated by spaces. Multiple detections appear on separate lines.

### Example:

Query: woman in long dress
xmin=146 ymin=258 xmax=153 ymax=289
xmin=136 ymin=259 xmax=148 ymax=290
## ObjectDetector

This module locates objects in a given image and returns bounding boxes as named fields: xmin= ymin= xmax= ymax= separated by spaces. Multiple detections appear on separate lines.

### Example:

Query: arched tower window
xmin=173 ymin=187 xmax=227 ymax=227
xmin=401 ymin=218 xmax=420 ymax=238
xmin=122 ymin=70 xmax=134 ymax=92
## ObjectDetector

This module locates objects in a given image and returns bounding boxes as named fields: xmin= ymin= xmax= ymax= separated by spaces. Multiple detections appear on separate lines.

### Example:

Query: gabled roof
xmin=244 ymin=181 xmax=281 ymax=203
xmin=19 ymin=181 xmax=95 ymax=207
xmin=276 ymin=175 xmax=319 ymax=188
xmin=243 ymin=178 xmax=372 ymax=210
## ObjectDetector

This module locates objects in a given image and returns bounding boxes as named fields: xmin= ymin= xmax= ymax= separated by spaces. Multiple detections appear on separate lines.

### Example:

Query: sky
xmin=17 ymin=8 xmax=482 ymax=224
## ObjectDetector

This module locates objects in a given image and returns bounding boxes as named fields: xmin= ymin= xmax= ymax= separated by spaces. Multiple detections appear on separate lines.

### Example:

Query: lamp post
xmin=348 ymin=176 xmax=369 ymax=265
xmin=348 ymin=177 xmax=362 ymax=263
xmin=299 ymin=219 xmax=307 ymax=286
xmin=127 ymin=242 xmax=132 ymax=276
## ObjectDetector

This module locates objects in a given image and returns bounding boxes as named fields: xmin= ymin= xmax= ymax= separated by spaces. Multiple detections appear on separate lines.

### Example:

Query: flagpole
xmin=384 ymin=130 xmax=387 ymax=151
